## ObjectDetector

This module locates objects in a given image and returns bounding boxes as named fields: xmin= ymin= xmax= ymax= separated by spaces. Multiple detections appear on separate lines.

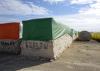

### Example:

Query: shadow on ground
xmin=0 ymin=53 xmax=50 ymax=71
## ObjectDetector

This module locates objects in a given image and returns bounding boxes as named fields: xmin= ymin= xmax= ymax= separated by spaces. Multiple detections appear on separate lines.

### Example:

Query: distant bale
xmin=91 ymin=32 xmax=100 ymax=42
xmin=78 ymin=31 xmax=91 ymax=41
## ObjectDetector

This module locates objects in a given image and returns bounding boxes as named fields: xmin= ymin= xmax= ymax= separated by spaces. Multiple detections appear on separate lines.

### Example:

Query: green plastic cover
xmin=71 ymin=29 xmax=78 ymax=36
xmin=22 ymin=18 xmax=73 ymax=41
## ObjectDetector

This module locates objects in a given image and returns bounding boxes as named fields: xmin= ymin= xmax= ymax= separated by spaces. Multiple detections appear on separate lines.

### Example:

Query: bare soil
xmin=0 ymin=40 xmax=100 ymax=71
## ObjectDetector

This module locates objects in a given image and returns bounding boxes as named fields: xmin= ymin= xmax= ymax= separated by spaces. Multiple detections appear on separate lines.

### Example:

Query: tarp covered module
xmin=21 ymin=18 xmax=73 ymax=59
xmin=0 ymin=22 xmax=21 ymax=54
xmin=22 ymin=18 xmax=73 ymax=41
xmin=0 ymin=22 xmax=20 ymax=39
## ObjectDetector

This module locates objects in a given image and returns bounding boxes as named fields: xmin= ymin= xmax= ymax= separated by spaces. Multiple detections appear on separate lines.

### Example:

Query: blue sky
xmin=0 ymin=0 xmax=100 ymax=32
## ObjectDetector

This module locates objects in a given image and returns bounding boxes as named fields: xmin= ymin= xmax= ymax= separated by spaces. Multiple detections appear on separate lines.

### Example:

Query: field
xmin=0 ymin=40 xmax=100 ymax=71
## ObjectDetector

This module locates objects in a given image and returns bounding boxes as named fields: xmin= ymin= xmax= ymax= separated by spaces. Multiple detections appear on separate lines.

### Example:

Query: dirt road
xmin=0 ymin=40 xmax=100 ymax=71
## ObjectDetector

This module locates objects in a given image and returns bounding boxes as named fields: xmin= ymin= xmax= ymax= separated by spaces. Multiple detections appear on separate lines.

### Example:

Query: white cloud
xmin=61 ymin=0 xmax=100 ymax=32
xmin=0 ymin=0 xmax=100 ymax=32
xmin=54 ymin=14 xmax=100 ymax=32
xmin=70 ymin=0 xmax=100 ymax=16
xmin=79 ymin=2 xmax=100 ymax=16
xmin=70 ymin=0 xmax=96 ymax=4
xmin=0 ymin=0 xmax=49 ymax=15
xmin=29 ymin=2 xmax=49 ymax=15
xmin=44 ymin=0 xmax=65 ymax=4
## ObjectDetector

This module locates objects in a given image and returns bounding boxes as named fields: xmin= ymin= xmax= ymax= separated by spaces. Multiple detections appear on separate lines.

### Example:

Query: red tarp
xmin=0 ymin=22 xmax=20 ymax=39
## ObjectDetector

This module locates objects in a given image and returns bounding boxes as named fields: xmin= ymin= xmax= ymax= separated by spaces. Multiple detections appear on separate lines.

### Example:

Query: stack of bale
xmin=21 ymin=18 xmax=73 ymax=59
xmin=0 ymin=22 xmax=21 ymax=54
xmin=77 ymin=31 xmax=91 ymax=41
xmin=91 ymin=32 xmax=100 ymax=42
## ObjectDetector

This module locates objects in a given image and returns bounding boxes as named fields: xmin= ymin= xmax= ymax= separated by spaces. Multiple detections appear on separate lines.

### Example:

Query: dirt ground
xmin=0 ymin=40 xmax=100 ymax=71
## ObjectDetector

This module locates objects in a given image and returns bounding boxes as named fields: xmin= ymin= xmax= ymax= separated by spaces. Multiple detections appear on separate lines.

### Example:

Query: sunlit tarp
xmin=22 ymin=18 xmax=73 ymax=41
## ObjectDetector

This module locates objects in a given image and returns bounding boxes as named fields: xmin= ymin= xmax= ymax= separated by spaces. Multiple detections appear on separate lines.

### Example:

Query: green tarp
xmin=70 ymin=29 xmax=78 ymax=37
xmin=22 ymin=18 xmax=73 ymax=41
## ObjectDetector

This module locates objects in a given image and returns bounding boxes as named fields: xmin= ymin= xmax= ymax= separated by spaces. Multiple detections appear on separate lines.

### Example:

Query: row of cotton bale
xmin=0 ymin=18 xmax=77 ymax=59
xmin=77 ymin=31 xmax=100 ymax=42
